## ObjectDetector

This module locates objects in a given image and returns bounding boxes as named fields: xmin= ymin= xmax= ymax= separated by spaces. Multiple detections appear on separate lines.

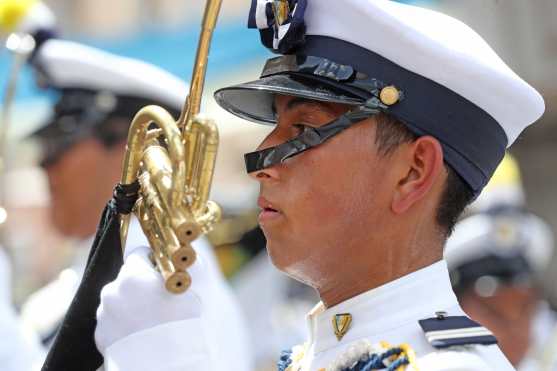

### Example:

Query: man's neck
xmin=317 ymin=234 xmax=444 ymax=308
xmin=318 ymin=258 xmax=441 ymax=308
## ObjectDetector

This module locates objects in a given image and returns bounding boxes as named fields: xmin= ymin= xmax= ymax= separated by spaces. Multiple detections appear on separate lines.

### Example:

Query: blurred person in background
xmin=0 ymin=1 xmax=57 ymax=369
xmin=445 ymin=155 xmax=557 ymax=370
xmin=18 ymin=36 xmax=252 ymax=369
xmin=446 ymin=210 xmax=557 ymax=370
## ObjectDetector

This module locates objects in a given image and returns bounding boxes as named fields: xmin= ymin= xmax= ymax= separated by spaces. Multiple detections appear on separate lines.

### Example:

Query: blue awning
xmin=0 ymin=20 xmax=271 ymax=101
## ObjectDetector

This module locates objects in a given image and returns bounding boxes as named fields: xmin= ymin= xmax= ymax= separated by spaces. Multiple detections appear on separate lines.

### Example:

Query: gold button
xmin=379 ymin=86 xmax=400 ymax=106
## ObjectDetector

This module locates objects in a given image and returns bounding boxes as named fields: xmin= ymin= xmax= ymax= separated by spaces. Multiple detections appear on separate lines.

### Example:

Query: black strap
xmin=41 ymin=183 xmax=135 ymax=371
xmin=112 ymin=181 xmax=140 ymax=215
xmin=244 ymin=98 xmax=385 ymax=173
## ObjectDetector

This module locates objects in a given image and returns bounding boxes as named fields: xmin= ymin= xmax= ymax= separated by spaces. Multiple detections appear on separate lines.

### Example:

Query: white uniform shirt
xmin=21 ymin=238 xmax=90 ymax=345
xmin=100 ymin=218 xmax=254 ymax=371
xmin=296 ymin=261 xmax=514 ymax=371
xmin=518 ymin=304 xmax=557 ymax=371
xmin=232 ymin=251 xmax=317 ymax=368
xmin=0 ymin=248 xmax=45 ymax=371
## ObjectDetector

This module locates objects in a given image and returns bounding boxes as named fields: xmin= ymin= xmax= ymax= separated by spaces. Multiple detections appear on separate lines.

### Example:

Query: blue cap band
xmin=299 ymin=36 xmax=508 ymax=194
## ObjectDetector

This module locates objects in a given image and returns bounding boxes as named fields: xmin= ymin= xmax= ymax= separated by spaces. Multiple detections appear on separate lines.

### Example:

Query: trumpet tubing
xmin=189 ymin=116 xmax=220 ymax=215
xmin=136 ymin=199 xmax=193 ymax=292
xmin=141 ymin=144 xmax=201 ymax=242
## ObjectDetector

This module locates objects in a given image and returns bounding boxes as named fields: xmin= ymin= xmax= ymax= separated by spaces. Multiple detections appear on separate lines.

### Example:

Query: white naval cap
xmin=444 ymin=210 xmax=554 ymax=294
xmin=445 ymin=151 xmax=553 ymax=292
xmin=301 ymin=0 xmax=545 ymax=143
xmin=33 ymin=38 xmax=187 ymax=110
xmin=216 ymin=0 xmax=545 ymax=195
xmin=28 ymin=39 xmax=188 ymax=166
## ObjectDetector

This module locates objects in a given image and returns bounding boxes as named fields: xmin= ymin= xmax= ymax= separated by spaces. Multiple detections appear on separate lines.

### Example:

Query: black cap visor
xmin=214 ymin=72 xmax=365 ymax=125
xmin=30 ymin=113 xmax=97 ymax=168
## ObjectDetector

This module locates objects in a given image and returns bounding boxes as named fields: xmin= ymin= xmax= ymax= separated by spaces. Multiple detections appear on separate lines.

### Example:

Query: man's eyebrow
xmin=271 ymin=97 xmax=307 ymax=116
xmin=287 ymin=97 xmax=321 ymax=111
xmin=272 ymin=97 xmax=337 ymax=119
xmin=283 ymin=97 xmax=336 ymax=114
xmin=286 ymin=97 xmax=312 ymax=111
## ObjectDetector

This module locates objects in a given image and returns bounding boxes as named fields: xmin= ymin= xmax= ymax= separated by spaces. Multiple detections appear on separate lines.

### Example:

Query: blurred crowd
xmin=0 ymin=1 xmax=556 ymax=370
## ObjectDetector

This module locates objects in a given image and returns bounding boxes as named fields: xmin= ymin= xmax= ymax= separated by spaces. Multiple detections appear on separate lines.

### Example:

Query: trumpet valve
xmin=175 ymin=220 xmax=201 ymax=243
xmin=163 ymin=270 xmax=192 ymax=294
xmin=170 ymin=245 xmax=197 ymax=271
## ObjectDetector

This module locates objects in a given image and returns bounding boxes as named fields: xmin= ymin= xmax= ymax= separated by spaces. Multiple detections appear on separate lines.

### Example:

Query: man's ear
xmin=391 ymin=136 xmax=444 ymax=214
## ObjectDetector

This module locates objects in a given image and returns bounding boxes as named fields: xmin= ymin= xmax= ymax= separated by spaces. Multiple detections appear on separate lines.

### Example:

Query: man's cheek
xmin=304 ymin=190 xmax=341 ymax=224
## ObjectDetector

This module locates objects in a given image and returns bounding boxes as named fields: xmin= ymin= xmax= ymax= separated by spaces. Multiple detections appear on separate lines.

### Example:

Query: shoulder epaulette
xmin=418 ymin=313 xmax=497 ymax=349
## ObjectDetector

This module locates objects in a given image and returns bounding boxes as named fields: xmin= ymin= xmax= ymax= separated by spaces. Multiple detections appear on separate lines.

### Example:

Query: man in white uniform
xmin=19 ymin=38 xmax=251 ymax=370
xmin=445 ymin=156 xmax=557 ymax=371
xmin=446 ymin=209 xmax=557 ymax=371
xmin=95 ymin=0 xmax=545 ymax=370
xmin=0 ymin=1 xmax=56 ymax=369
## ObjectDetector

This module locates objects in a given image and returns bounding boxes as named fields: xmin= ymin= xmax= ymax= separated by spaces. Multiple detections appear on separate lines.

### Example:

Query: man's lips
xmin=257 ymin=196 xmax=283 ymax=223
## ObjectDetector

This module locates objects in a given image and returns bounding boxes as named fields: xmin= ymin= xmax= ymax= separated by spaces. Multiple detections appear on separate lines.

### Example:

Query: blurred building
xmin=45 ymin=0 xmax=247 ymax=37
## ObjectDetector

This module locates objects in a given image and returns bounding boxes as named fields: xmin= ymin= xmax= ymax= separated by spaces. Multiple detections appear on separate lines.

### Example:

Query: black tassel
xmin=41 ymin=182 xmax=139 ymax=371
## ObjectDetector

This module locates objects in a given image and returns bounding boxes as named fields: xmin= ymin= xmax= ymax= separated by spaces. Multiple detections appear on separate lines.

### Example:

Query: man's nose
xmin=247 ymin=130 xmax=283 ymax=182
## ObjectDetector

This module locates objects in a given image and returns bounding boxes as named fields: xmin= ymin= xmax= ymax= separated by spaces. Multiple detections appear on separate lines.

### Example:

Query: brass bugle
xmin=119 ymin=0 xmax=223 ymax=294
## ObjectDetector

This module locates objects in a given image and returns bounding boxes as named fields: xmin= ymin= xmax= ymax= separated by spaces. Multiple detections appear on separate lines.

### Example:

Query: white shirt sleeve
xmin=102 ymin=319 xmax=212 ymax=371
xmin=417 ymin=350 xmax=497 ymax=371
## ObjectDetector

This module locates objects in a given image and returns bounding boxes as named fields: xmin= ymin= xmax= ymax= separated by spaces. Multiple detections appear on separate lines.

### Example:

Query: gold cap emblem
xmin=332 ymin=313 xmax=352 ymax=341
xmin=273 ymin=0 xmax=290 ymax=26
xmin=494 ymin=219 xmax=519 ymax=247
xmin=379 ymin=86 xmax=400 ymax=106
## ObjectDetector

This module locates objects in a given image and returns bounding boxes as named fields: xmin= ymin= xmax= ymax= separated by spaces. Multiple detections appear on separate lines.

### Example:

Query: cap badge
xmin=379 ymin=86 xmax=400 ymax=106
xmin=272 ymin=0 xmax=290 ymax=26
xmin=332 ymin=313 xmax=352 ymax=341
xmin=95 ymin=91 xmax=118 ymax=113
xmin=248 ymin=0 xmax=308 ymax=54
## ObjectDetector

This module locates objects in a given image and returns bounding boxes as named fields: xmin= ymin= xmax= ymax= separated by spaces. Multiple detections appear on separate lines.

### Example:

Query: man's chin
xmin=266 ymin=242 xmax=315 ymax=286
xmin=266 ymin=241 xmax=294 ymax=272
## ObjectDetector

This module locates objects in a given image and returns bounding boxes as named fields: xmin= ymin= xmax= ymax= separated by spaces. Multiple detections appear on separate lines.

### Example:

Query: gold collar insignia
xmin=332 ymin=313 xmax=352 ymax=341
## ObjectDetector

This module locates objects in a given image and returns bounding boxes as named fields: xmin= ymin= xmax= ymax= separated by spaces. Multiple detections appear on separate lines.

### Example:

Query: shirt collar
xmin=306 ymin=260 xmax=459 ymax=354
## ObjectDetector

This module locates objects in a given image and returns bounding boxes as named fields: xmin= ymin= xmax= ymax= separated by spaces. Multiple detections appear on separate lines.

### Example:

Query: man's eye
xmin=292 ymin=123 xmax=308 ymax=134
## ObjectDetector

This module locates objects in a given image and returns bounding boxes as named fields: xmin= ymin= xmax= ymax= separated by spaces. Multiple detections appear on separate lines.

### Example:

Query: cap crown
xmin=34 ymin=39 xmax=188 ymax=110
